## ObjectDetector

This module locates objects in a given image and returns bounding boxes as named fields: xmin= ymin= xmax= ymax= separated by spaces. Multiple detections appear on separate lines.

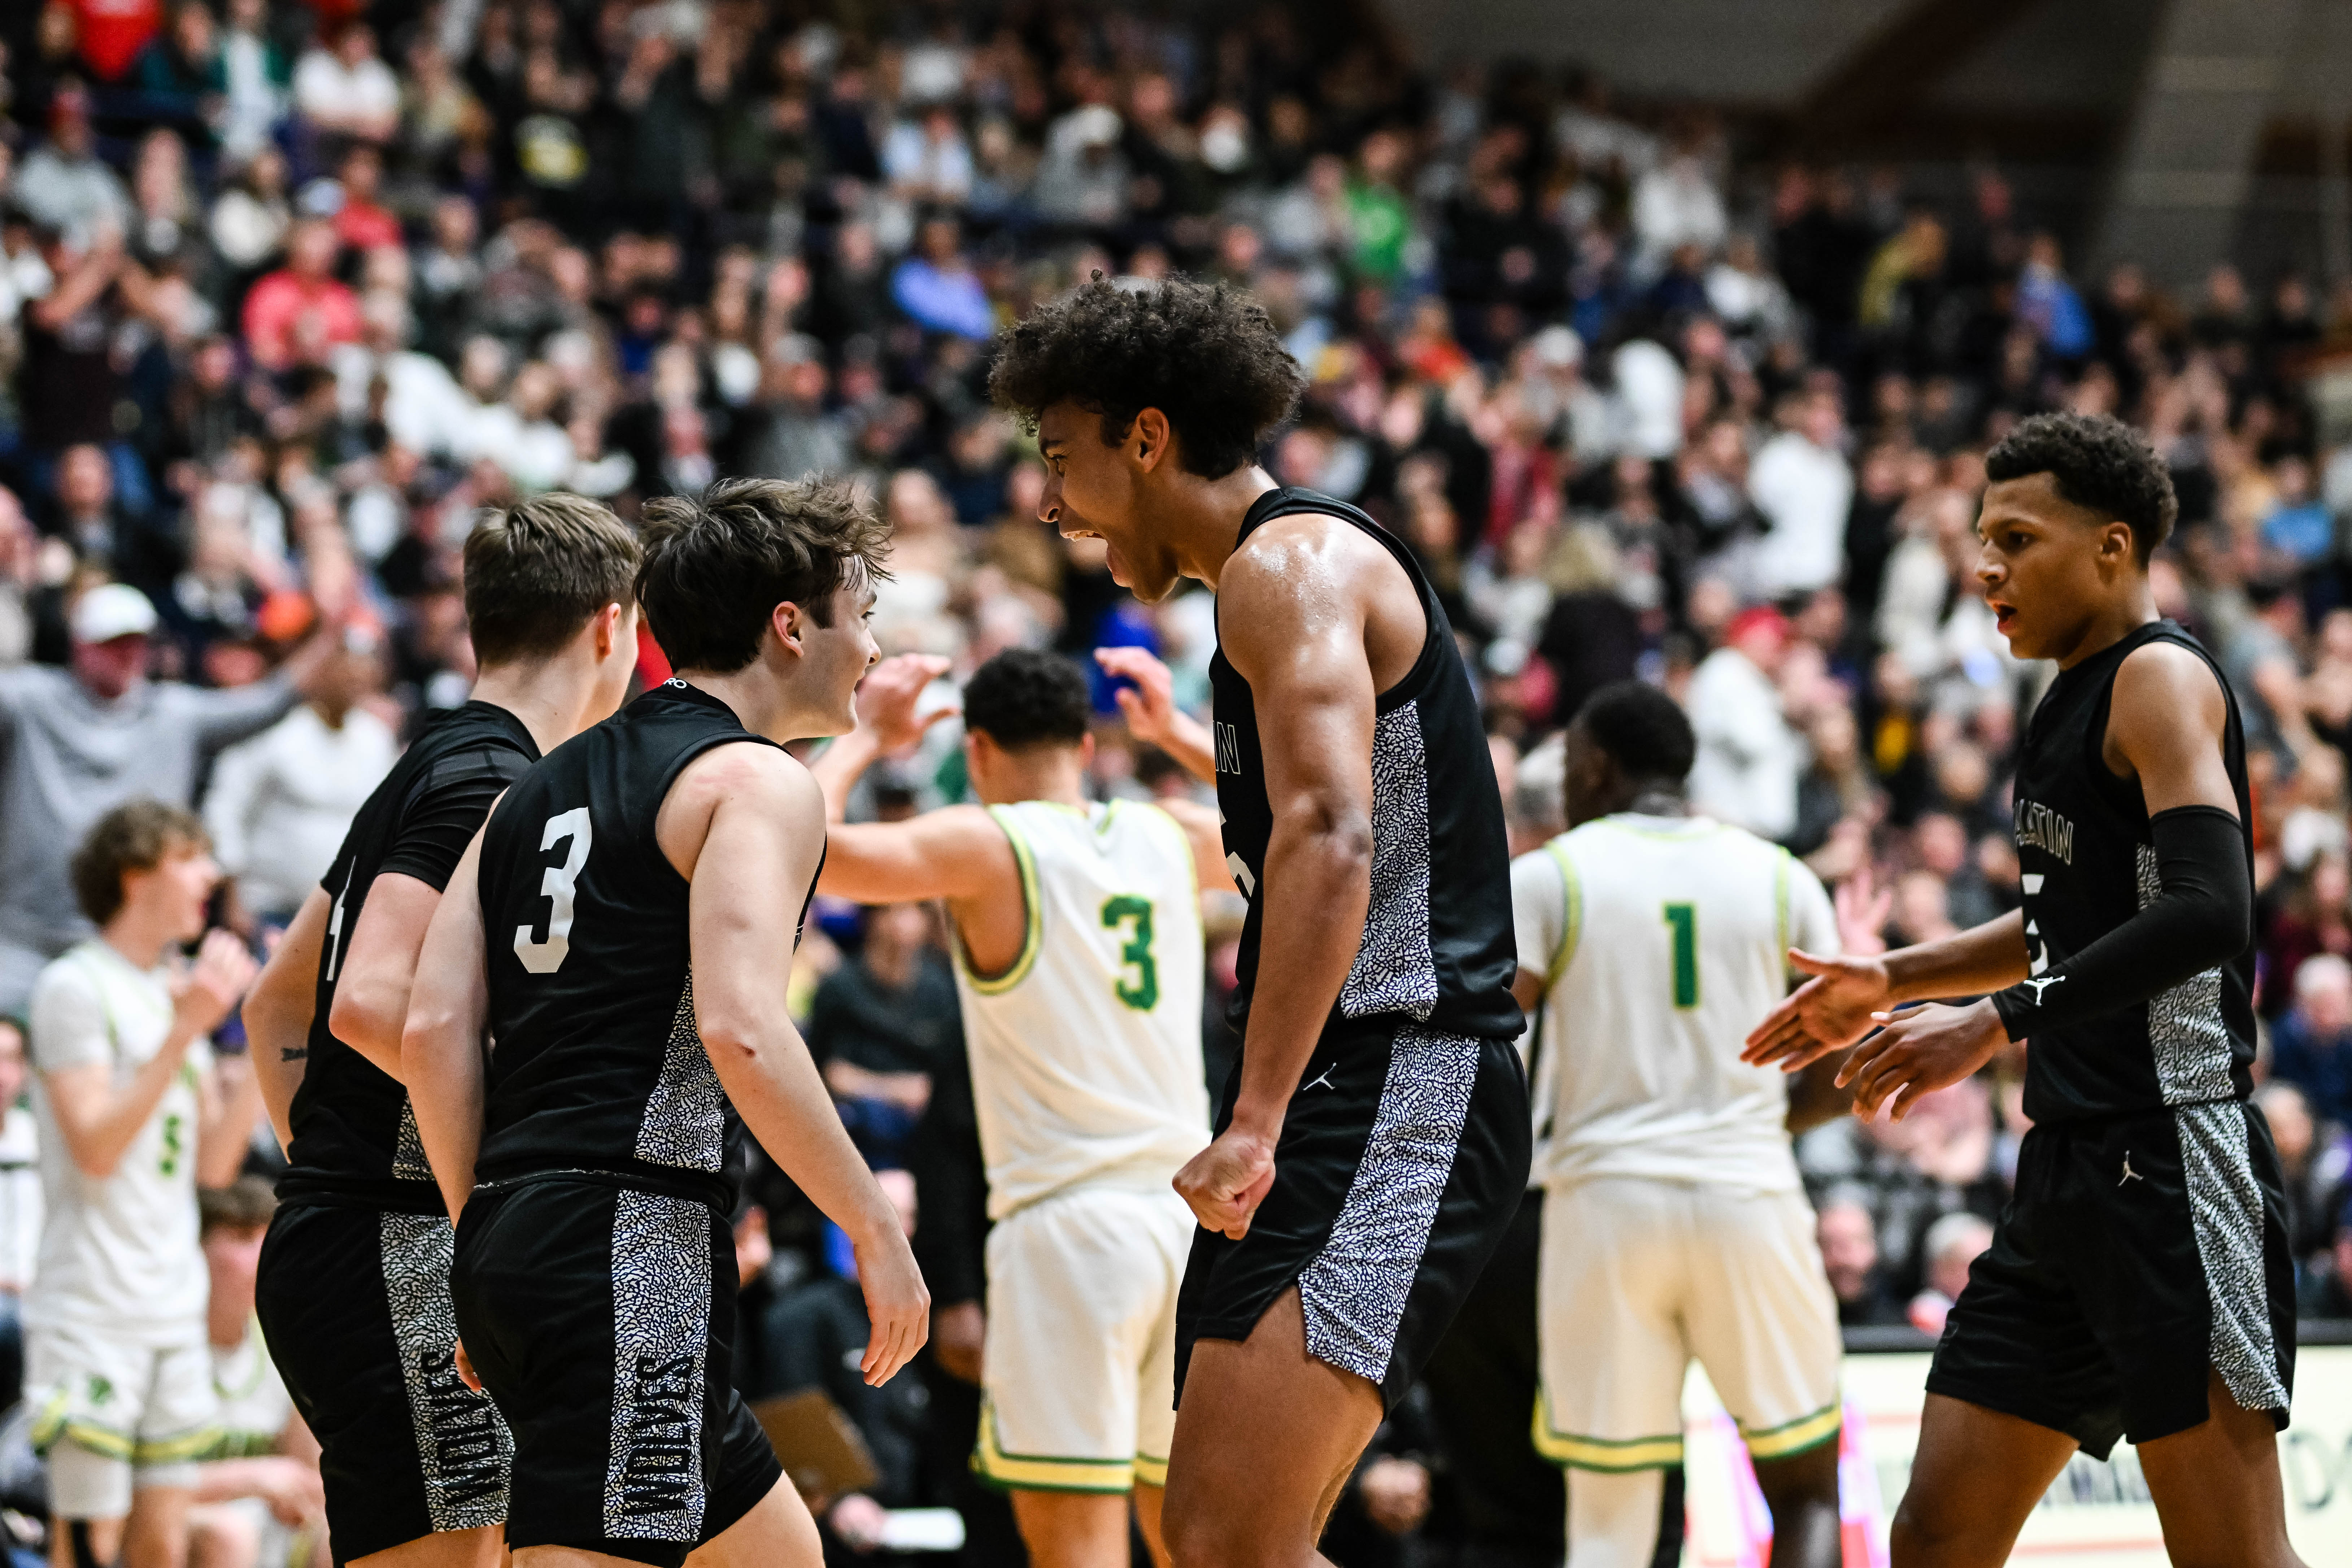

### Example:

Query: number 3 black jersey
xmin=475 ymin=680 xmax=814 ymax=1210
xmin=280 ymin=702 xmax=540 ymax=1210
xmin=2012 ymin=619 xmax=2258 ymax=1123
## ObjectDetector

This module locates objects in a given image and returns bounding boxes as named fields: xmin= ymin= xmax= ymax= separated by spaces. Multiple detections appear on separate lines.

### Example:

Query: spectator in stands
xmin=288 ymin=22 xmax=397 ymax=146
xmin=0 ymin=584 xmax=343 ymax=1019
xmin=12 ymin=87 xmax=131 ymax=241
xmin=803 ymin=904 xmax=963 ymax=1167
xmin=2272 ymin=952 xmax=2352 ymax=1131
xmin=1687 ymin=605 xmax=1804 ymax=841
xmin=0 ymin=1018 xmax=39 ymax=1410
xmin=1907 ymin=1212 xmax=1994 ymax=1336
xmin=1750 ymin=388 xmax=1855 ymax=601
xmin=2298 ymin=1190 xmax=2352 ymax=1319
xmin=239 ymin=218 xmax=361 ymax=374
xmin=201 ymin=631 xmax=393 ymax=929
xmin=186 ymin=1179 xmax=327 ymax=1568
xmin=1817 ymin=1187 xmax=1905 ymax=1327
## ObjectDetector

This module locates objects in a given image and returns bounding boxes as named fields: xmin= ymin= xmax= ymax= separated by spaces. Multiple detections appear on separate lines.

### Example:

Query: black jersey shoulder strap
xmin=1228 ymin=486 xmax=1445 ymax=710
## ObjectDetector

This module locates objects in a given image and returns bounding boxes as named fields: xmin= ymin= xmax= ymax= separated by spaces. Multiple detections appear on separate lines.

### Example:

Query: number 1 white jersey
xmin=1511 ymin=813 xmax=1838 ymax=1193
xmin=954 ymin=800 xmax=1211 ymax=1220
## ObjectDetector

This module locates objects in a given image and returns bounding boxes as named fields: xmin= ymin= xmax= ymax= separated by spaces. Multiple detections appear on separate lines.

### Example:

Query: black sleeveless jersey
xmin=280 ymin=702 xmax=539 ymax=1211
xmin=2012 ymin=619 xmax=2257 ymax=1123
xmin=475 ymin=680 xmax=815 ymax=1210
xmin=1207 ymin=487 xmax=1522 ymax=1047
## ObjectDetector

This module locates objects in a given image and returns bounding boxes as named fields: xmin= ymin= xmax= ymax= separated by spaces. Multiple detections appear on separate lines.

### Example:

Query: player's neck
xmin=1149 ymin=464 xmax=1279 ymax=590
xmin=978 ymin=755 xmax=1087 ymax=809
xmin=2049 ymin=582 xmax=2161 ymax=670
xmin=672 ymin=664 xmax=822 ymax=745
xmin=98 ymin=911 xmax=173 ymax=971
xmin=472 ymin=659 xmax=604 ymax=754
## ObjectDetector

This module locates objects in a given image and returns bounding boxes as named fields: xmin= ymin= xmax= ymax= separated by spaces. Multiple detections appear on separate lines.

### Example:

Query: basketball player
xmin=239 ymin=496 xmax=642 ymax=1568
xmin=1515 ymin=681 xmax=1846 ymax=1568
xmin=400 ymin=477 xmax=928 ymax=1568
xmin=1746 ymin=412 xmax=2303 ymax=1567
xmin=990 ymin=277 xmax=1530 ymax=1566
xmin=807 ymin=646 xmax=1229 ymax=1568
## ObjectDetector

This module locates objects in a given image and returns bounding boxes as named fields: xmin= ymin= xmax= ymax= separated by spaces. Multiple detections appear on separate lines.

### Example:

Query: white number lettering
xmin=514 ymin=807 xmax=592 ymax=974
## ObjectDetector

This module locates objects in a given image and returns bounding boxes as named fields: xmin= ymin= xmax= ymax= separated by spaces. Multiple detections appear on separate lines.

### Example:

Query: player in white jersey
xmin=809 ymin=648 xmax=1229 ymax=1568
xmin=1511 ymin=683 xmax=1850 ymax=1568
xmin=26 ymin=801 xmax=260 ymax=1568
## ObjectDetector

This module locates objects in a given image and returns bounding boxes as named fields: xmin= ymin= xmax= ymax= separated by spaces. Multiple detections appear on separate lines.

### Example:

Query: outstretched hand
xmin=1741 ymin=947 xmax=1891 ymax=1072
xmin=1833 ymin=864 xmax=1892 ymax=958
xmin=853 ymin=654 xmax=955 ymax=754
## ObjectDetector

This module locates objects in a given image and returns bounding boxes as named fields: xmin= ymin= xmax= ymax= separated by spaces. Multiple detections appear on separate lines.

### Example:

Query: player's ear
xmin=1131 ymin=407 xmax=1172 ymax=473
xmin=771 ymin=600 xmax=805 ymax=655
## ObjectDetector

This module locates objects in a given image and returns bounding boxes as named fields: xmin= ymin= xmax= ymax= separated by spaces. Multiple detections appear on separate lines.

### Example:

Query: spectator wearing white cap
xmin=0 ymin=584 xmax=346 ymax=1019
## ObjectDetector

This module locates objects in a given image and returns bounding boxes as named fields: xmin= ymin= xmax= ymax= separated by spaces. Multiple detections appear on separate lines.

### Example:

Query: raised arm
xmin=401 ymin=832 xmax=493 ymax=1223
xmin=244 ymin=888 xmax=330 ymax=1150
xmin=1175 ymin=528 xmax=1380 ymax=1238
xmin=668 ymin=746 xmax=929 ymax=1386
xmin=1095 ymin=645 xmax=1216 ymax=785
xmin=807 ymin=653 xmax=955 ymax=824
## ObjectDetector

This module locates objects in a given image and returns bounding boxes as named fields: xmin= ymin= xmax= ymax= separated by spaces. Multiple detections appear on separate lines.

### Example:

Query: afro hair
xmin=1983 ymin=411 xmax=2179 ymax=561
xmin=988 ymin=275 xmax=1305 ymax=478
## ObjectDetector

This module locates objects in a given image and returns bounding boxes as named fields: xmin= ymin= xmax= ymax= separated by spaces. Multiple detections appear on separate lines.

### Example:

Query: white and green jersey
xmin=212 ymin=1318 xmax=295 ymax=1457
xmin=954 ymin=800 xmax=1211 ymax=1220
xmin=1512 ymin=813 xmax=1837 ymax=1194
xmin=24 ymin=939 xmax=212 ymax=1342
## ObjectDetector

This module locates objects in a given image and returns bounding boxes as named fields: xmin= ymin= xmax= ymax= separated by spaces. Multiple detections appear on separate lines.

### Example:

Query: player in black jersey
xmin=1746 ymin=413 xmax=2304 ymax=1568
xmin=991 ymin=278 xmax=1528 ymax=1568
xmin=238 ymin=495 xmax=643 ymax=1568
xmin=400 ymin=477 xmax=928 ymax=1568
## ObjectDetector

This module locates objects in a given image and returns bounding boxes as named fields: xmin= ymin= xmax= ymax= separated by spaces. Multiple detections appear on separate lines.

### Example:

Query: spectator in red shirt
xmin=328 ymin=146 xmax=402 ymax=253
xmin=239 ymin=217 xmax=360 ymax=371
xmin=71 ymin=0 xmax=164 ymax=83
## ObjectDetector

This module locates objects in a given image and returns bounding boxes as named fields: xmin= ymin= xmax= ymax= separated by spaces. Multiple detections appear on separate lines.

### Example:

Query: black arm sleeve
xmin=1989 ymin=805 xmax=2251 ymax=1041
xmin=377 ymin=767 xmax=514 ymax=892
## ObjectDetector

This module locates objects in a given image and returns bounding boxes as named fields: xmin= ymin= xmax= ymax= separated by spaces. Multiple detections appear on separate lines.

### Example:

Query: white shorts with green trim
xmin=1535 ymin=1177 xmax=1841 ymax=1472
xmin=27 ymin=1321 xmax=221 ymax=1516
xmin=975 ymin=1184 xmax=1190 ymax=1493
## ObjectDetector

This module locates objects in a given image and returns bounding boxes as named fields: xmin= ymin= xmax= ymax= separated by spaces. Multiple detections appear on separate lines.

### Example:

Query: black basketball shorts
xmin=1926 ymin=1099 xmax=2296 ymax=1458
xmin=255 ymin=1199 xmax=512 ymax=1565
xmin=1176 ymin=1022 xmax=1532 ymax=1412
xmin=450 ymin=1175 xmax=783 ymax=1568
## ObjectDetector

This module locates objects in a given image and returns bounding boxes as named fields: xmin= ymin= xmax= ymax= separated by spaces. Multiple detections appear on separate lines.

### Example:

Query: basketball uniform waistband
xmin=469 ymin=1163 xmax=733 ymax=1213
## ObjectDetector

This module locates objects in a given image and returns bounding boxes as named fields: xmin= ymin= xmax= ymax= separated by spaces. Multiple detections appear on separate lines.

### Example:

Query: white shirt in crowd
xmin=1512 ymin=813 xmax=1839 ymax=1192
xmin=25 ymin=942 xmax=213 ymax=1344
xmin=1747 ymin=428 xmax=1854 ymax=597
xmin=1686 ymin=646 xmax=1805 ymax=842
xmin=290 ymin=48 xmax=400 ymax=132
xmin=204 ymin=702 xmax=398 ymax=922
xmin=0 ymin=1101 xmax=42 ymax=1294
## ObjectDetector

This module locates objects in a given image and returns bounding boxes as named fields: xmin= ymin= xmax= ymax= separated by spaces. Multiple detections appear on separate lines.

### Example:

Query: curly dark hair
xmin=1574 ymin=680 xmax=1696 ymax=784
xmin=637 ymin=476 xmax=891 ymax=673
xmin=1984 ymin=411 xmax=2178 ymax=562
xmin=962 ymin=648 xmax=1091 ymax=750
xmin=988 ymin=276 xmax=1305 ymax=478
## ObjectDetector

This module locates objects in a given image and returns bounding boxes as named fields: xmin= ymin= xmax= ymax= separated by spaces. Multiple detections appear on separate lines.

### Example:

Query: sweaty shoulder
xmin=657 ymin=739 xmax=820 ymax=876
xmin=1218 ymin=511 xmax=1419 ymax=684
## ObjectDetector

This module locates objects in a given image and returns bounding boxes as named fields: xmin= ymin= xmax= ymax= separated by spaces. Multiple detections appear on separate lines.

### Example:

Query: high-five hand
xmin=1094 ymin=645 xmax=1180 ymax=747
xmin=1741 ymin=947 xmax=1891 ymax=1072
xmin=1834 ymin=998 xmax=2007 ymax=1121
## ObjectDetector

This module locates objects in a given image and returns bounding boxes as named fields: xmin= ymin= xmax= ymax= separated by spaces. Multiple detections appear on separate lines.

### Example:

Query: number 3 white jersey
xmin=955 ymin=800 xmax=1210 ymax=1220
xmin=1511 ymin=814 xmax=1838 ymax=1193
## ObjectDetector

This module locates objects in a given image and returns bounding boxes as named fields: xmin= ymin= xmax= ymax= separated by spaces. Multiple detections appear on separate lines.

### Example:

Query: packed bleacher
xmin=2 ymin=0 xmax=2352 ymax=1559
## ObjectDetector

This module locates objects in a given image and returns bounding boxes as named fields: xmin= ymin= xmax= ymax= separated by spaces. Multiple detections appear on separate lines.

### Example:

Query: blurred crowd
xmin=4 ymin=0 xmax=2352 ymax=1560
